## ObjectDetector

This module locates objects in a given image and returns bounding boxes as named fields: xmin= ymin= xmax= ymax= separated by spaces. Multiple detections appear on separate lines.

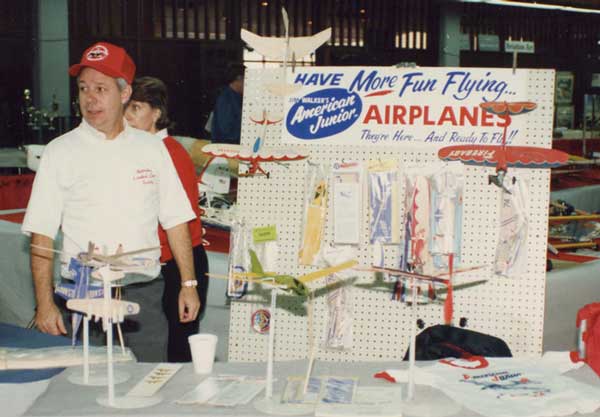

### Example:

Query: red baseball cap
xmin=69 ymin=42 xmax=136 ymax=84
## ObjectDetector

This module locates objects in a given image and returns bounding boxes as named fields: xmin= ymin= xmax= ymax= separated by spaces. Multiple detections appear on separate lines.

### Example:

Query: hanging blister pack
xmin=332 ymin=161 xmax=362 ymax=245
xmin=368 ymin=159 xmax=401 ymax=245
xmin=368 ymin=159 xmax=402 ymax=268
xmin=430 ymin=163 xmax=464 ymax=272
xmin=321 ymin=245 xmax=355 ymax=351
xmin=299 ymin=163 xmax=329 ymax=266
xmin=227 ymin=220 xmax=250 ymax=299
xmin=495 ymin=175 xmax=529 ymax=277
xmin=404 ymin=170 xmax=434 ymax=275
xmin=251 ymin=224 xmax=279 ymax=275
xmin=394 ymin=167 xmax=437 ymax=302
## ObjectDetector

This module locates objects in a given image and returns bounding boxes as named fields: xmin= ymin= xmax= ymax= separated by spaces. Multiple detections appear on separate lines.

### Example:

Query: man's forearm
xmin=30 ymin=233 xmax=55 ymax=308
xmin=165 ymin=223 xmax=195 ymax=282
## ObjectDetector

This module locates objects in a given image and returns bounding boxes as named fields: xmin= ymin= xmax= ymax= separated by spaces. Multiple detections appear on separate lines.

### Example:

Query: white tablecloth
xmin=16 ymin=359 xmax=600 ymax=417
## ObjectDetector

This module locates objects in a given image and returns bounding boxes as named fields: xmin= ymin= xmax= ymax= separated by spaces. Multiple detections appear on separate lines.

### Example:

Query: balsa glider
xmin=438 ymin=101 xmax=569 ymax=192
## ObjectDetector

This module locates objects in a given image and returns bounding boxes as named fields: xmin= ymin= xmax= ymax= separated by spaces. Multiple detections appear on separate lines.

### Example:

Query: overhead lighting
xmin=457 ymin=0 xmax=600 ymax=14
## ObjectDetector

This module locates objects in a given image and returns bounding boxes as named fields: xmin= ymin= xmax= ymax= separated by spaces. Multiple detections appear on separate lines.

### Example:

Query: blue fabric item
xmin=0 ymin=322 xmax=71 ymax=383
xmin=211 ymin=86 xmax=242 ymax=145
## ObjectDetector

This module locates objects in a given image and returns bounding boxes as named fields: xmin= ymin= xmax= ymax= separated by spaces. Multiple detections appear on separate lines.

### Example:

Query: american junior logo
xmin=286 ymin=88 xmax=362 ymax=140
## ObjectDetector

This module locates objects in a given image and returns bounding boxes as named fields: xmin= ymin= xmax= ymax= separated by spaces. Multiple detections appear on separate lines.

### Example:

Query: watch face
xmin=251 ymin=309 xmax=271 ymax=334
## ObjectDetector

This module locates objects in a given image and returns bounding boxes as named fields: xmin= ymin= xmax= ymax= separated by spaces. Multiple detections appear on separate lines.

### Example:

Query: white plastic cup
xmin=188 ymin=333 xmax=218 ymax=374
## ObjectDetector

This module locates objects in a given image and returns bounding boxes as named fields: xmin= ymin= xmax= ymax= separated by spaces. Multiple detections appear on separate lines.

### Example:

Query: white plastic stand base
xmin=402 ymin=387 xmax=462 ymax=417
xmin=68 ymin=367 xmax=130 ymax=386
xmin=96 ymin=395 xmax=162 ymax=409
xmin=254 ymin=396 xmax=315 ymax=416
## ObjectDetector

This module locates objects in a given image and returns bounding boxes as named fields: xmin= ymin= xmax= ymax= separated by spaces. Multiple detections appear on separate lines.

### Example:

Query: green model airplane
xmin=229 ymin=249 xmax=357 ymax=297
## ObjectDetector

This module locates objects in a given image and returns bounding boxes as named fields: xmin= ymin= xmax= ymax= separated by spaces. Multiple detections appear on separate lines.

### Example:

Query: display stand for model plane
xmin=66 ymin=315 xmax=131 ymax=387
xmin=62 ymin=262 xmax=130 ymax=387
xmin=73 ymin=266 xmax=160 ymax=409
xmin=253 ymin=283 xmax=314 ymax=416
xmin=398 ymin=259 xmax=462 ymax=417
xmin=31 ymin=243 xmax=158 ymax=388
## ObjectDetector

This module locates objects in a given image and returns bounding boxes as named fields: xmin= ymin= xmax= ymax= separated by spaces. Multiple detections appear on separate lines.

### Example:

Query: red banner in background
xmin=0 ymin=174 xmax=35 ymax=211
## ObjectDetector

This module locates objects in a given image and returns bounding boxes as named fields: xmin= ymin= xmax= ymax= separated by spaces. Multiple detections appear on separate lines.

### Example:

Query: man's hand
xmin=35 ymin=302 xmax=67 ymax=335
xmin=30 ymin=233 xmax=65 ymax=335
xmin=178 ymin=287 xmax=200 ymax=323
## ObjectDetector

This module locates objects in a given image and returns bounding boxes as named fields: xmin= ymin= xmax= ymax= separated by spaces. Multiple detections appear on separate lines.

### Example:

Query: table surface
xmin=0 ymin=323 xmax=71 ymax=384
xmin=16 ymin=357 xmax=600 ymax=417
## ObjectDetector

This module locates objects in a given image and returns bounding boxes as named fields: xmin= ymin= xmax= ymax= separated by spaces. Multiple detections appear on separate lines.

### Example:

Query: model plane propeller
xmin=438 ymin=101 xmax=569 ymax=193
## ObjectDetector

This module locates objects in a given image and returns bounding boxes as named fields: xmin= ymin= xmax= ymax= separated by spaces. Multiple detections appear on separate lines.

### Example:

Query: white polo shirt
xmin=22 ymin=119 xmax=195 ymax=281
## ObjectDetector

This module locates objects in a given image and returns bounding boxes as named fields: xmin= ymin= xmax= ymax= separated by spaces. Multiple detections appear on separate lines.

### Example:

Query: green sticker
xmin=253 ymin=225 xmax=277 ymax=243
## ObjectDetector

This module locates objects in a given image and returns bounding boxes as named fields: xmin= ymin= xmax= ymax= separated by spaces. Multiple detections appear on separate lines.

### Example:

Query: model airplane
xmin=31 ymin=241 xmax=160 ymax=271
xmin=208 ymin=249 xmax=357 ymax=296
xmin=55 ymin=258 xmax=103 ymax=345
xmin=67 ymin=298 xmax=139 ymax=329
xmin=201 ymin=135 xmax=308 ymax=178
xmin=438 ymin=101 xmax=569 ymax=193
xmin=241 ymin=7 xmax=331 ymax=97
xmin=359 ymin=260 xmax=487 ymax=325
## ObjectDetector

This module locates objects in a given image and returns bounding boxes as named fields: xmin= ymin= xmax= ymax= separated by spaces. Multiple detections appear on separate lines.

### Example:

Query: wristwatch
xmin=181 ymin=280 xmax=198 ymax=288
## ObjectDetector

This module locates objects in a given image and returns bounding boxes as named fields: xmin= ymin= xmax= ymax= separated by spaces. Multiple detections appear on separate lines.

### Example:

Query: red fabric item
xmin=202 ymin=226 xmax=230 ymax=254
xmin=552 ymin=138 xmax=600 ymax=158
xmin=551 ymin=166 xmax=600 ymax=190
xmin=571 ymin=303 xmax=600 ymax=378
xmin=373 ymin=371 xmax=397 ymax=383
xmin=159 ymin=136 xmax=203 ymax=262
xmin=0 ymin=211 xmax=26 ymax=223
xmin=0 ymin=174 xmax=35 ymax=210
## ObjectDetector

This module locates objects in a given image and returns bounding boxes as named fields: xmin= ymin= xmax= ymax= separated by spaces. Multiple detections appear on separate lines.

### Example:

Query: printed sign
xmin=283 ymin=67 xmax=530 ymax=147
xmin=505 ymin=40 xmax=535 ymax=54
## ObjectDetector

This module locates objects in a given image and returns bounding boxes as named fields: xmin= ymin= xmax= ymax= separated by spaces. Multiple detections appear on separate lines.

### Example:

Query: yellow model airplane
xmin=209 ymin=249 xmax=357 ymax=296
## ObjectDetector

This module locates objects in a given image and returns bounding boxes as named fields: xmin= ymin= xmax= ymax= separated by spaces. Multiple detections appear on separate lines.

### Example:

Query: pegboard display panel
xmin=228 ymin=68 xmax=555 ymax=363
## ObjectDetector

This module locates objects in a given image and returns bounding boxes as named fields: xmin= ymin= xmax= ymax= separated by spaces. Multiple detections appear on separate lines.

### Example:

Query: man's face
xmin=125 ymin=100 xmax=159 ymax=133
xmin=78 ymin=67 xmax=131 ymax=138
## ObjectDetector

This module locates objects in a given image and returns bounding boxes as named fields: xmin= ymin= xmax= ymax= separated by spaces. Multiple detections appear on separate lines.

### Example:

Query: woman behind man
xmin=125 ymin=76 xmax=208 ymax=362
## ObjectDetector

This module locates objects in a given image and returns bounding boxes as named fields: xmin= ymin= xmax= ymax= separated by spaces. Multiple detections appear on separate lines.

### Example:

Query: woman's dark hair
xmin=130 ymin=76 xmax=172 ymax=130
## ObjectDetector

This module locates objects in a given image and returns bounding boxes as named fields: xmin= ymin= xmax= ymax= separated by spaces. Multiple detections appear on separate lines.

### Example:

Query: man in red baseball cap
xmin=68 ymin=41 xmax=136 ymax=84
xmin=23 ymin=41 xmax=200 ymax=361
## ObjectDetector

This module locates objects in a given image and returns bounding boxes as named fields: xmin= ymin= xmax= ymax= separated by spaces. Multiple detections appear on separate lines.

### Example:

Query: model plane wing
xmin=480 ymin=101 xmax=537 ymax=116
xmin=362 ymin=266 xmax=449 ymax=285
xmin=438 ymin=145 xmax=569 ymax=168
xmin=287 ymin=29 xmax=332 ymax=60
xmin=240 ymin=28 xmax=331 ymax=62
xmin=202 ymin=143 xmax=308 ymax=162
xmin=67 ymin=298 xmax=140 ymax=323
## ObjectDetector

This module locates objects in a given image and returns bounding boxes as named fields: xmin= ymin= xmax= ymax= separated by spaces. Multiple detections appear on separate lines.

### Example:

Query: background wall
xmin=1 ymin=0 xmax=600 ymax=147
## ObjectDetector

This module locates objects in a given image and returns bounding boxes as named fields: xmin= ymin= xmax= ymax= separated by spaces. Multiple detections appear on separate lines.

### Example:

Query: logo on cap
xmin=87 ymin=45 xmax=109 ymax=61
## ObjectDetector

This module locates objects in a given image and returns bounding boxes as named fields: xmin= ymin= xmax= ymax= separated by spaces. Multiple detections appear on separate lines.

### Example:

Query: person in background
xmin=125 ymin=76 xmax=209 ymax=362
xmin=210 ymin=64 xmax=245 ymax=144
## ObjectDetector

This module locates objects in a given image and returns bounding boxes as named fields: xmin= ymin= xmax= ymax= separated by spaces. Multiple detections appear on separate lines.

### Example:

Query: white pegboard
xmin=228 ymin=67 xmax=555 ymax=362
